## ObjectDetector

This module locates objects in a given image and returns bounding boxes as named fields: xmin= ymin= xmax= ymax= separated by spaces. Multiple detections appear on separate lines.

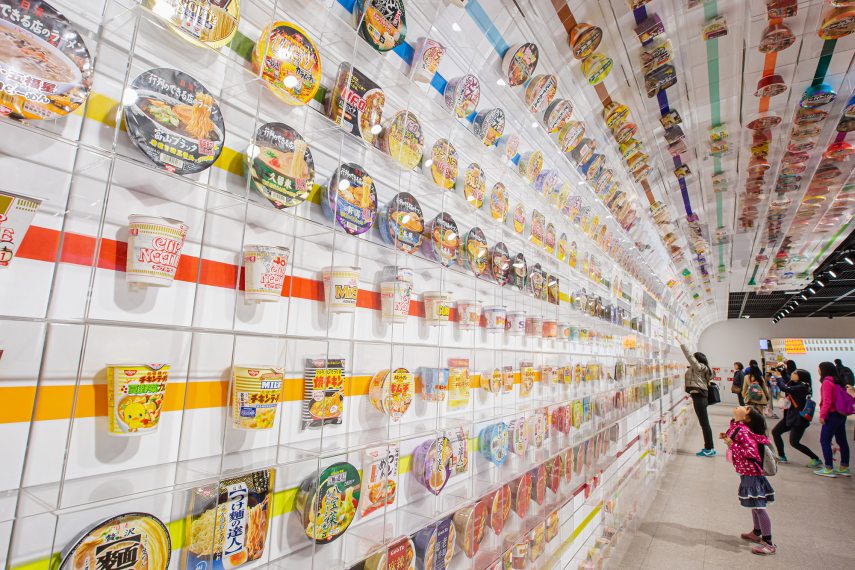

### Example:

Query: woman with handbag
xmin=678 ymin=339 xmax=715 ymax=457
xmin=742 ymin=368 xmax=771 ymax=417
xmin=771 ymin=369 xmax=821 ymax=467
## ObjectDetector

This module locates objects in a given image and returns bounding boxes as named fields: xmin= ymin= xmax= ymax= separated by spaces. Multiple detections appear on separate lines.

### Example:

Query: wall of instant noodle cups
xmin=0 ymin=1 xmax=694 ymax=569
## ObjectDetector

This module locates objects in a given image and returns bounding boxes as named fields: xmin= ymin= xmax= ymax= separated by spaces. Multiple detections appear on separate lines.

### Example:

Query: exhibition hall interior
xmin=0 ymin=0 xmax=854 ymax=568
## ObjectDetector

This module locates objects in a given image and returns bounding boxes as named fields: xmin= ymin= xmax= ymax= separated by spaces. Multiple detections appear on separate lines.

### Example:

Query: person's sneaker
xmin=833 ymin=467 xmax=851 ymax=477
xmin=695 ymin=449 xmax=716 ymax=457
xmin=740 ymin=531 xmax=763 ymax=543
xmin=807 ymin=458 xmax=822 ymax=468
xmin=814 ymin=467 xmax=837 ymax=478
xmin=777 ymin=455 xmax=788 ymax=463
xmin=751 ymin=542 xmax=777 ymax=556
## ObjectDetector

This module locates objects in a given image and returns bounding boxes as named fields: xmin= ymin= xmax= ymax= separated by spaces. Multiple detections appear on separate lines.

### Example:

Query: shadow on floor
xmin=636 ymin=521 xmax=742 ymax=552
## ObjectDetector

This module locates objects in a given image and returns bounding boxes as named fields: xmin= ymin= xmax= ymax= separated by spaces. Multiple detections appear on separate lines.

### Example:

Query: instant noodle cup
xmin=444 ymin=74 xmax=480 ymax=118
xmin=510 ymin=253 xmax=527 ymax=291
xmin=424 ymin=139 xmax=459 ymax=190
xmin=570 ymin=22 xmax=603 ymax=60
xmin=819 ymin=6 xmax=855 ymax=40
xmin=510 ymin=203 xmax=526 ymax=235
xmin=365 ymin=536 xmax=415 ymax=570
xmin=487 ymin=484 xmax=512 ymax=535
xmin=378 ymin=192 xmax=424 ymax=253
xmin=614 ymin=122 xmax=638 ymax=145
xmin=489 ymin=182 xmax=510 ymax=223
xmin=328 ymin=63 xmax=385 ymax=145
xmin=518 ymin=151 xmax=544 ymax=184
xmin=460 ymin=227 xmax=489 ymax=276
xmin=355 ymin=0 xmax=407 ymax=52
xmin=0 ymin=0 xmax=93 ymax=121
xmin=411 ymin=37 xmax=445 ymax=83
xmin=525 ymin=74 xmax=558 ymax=114
xmin=414 ymin=518 xmax=455 ymax=570
xmin=423 ymin=213 xmax=460 ymax=267
xmin=496 ymin=133 xmax=520 ymax=162
xmin=253 ymin=22 xmax=321 ymax=105
xmin=581 ymin=53 xmax=613 ymax=85
xmin=479 ymin=422 xmax=509 ymax=465
xmin=510 ymin=472 xmax=532 ymax=518
xmin=484 ymin=305 xmax=507 ymax=331
xmin=107 ymin=364 xmax=169 ymax=436
xmin=295 ymin=462 xmax=360 ymax=543
xmin=124 ymin=68 xmax=224 ymax=175
xmin=502 ymin=43 xmax=539 ymax=86
xmin=453 ymin=500 xmax=487 ymax=558
xmin=322 ymin=163 xmax=378 ymax=235
xmin=473 ymin=108 xmax=505 ymax=146
xmin=759 ymin=22 xmax=795 ymax=53
xmin=419 ymin=367 xmax=449 ymax=401
xmin=126 ymin=215 xmax=188 ymax=287
xmin=424 ymin=291 xmax=452 ymax=326
xmin=490 ymin=241 xmax=511 ymax=285
xmin=381 ymin=111 xmax=424 ymax=170
xmin=481 ymin=368 xmax=503 ymax=394
xmin=369 ymin=368 xmax=415 ymax=420
xmin=249 ymin=122 xmax=314 ymax=209
xmin=322 ymin=266 xmax=361 ymax=313
xmin=459 ymin=163 xmax=486 ymax=209
xmin=530 ymin=463 xmax=547 ymax=505
xmin=380 ymin=279 xmax=412 ymax=324
xmin=558 ymin=121 xmax=585 ymax=154
xmin=509 ymin=416 xmax=529 ymax=456
xmin=148 ymin=0 xmax=240 ymax=49
xmin=542 ymin=319 xmax=558 ymax=339
xmin=60 ymin=512 xmax=171 ymax=570
xmin=413 ymin=436 xmax=452 ymax=495
xmin=243 ymin=245 xmax=289 ymax=303
xmin=231 ymin=366 xmax=284 ymax=430
xmin=507 ymin=310 xmax=526 ymax=336
xmin=457 ymin=299 xmax=482 ymax=330
xmin=801 ymin=83 xmax=836 ymax=108
xmin=0 ymin=191 xmax=41 ymax=268
xmin=360 ymin=444 xmax=399 ymax=517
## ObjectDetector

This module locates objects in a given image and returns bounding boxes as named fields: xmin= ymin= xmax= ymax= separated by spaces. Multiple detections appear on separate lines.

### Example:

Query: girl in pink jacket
xmin=720 ymin=406 xmax=776 ymax=556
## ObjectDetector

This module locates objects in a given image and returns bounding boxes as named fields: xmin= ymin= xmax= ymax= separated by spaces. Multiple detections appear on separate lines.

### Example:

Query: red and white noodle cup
xmin=126 ymin=215 xmax=188 ymax=287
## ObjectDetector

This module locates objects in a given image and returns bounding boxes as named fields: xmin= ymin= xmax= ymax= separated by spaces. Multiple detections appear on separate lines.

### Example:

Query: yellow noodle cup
xmin=232 ymin=366 xmax=284 ymax=430
xmin=322 ymin=266 xmax=361 ymax=313
xmin=107 ymin=364 xmax=169 ymax=436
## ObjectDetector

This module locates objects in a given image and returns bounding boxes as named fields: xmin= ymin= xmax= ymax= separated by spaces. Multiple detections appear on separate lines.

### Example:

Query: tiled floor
xmin=618 ymin=403 xmax=855 ymax=569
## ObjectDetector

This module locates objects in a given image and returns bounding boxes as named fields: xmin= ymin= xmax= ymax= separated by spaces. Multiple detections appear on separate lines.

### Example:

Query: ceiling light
xmin=807 ymin=287 xmax=816 ymax=294
xmin=845 ymin=255 xmax=853 ymax=265
xmin=816 ymin=279 xmax=825 ymax=287
xmin=800 ymin=294 xmax=807 ymax=300
xmin=828 ymin=269 xmax=838 ymax=278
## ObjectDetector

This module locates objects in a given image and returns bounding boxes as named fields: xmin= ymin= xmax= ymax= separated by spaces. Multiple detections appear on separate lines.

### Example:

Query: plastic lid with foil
xmin=427 ymin=139 xmax=459 ymax=190
xmin=558 ymin=121 xmax=586 ymax=153
xmin=462 ymin=163 xmax=486 ymax=208
xmin=490 ymin=242 xmax=511 ymax=285
xmin=328 ymin=63 xmax=385 ymax=145
xmin=603 ymin=102 xmax=630 ymax=129
xmin=59 ymin=513 xmax=171 ymax=570
xmin=462 ymin=227 xmax=488 ymax=276
xmin=510 ymin=202 xmax=526 ymax=234
xmin=368 ymin=368 xmax=414 ymax=420
xmin=424 ymin=212 xmax=460 ymax=267
xmin=794 ymin=106 xmax=828 ymax=124
xmin=525 ymin=74 xmax=558 ymax=113
xmin=444 ymin=74 xmax=480 ymax=118
xmin=473 ymin=107 xmax=505 ymax=146
xmin=754 ymin=74 xmax=787 ymax=97
xmin=800 ymin=84 xmax=836 ymax=108
xmin=489 ymin=182 xmax=509 ymax=222
xmin=252 ymin=21 xmax=322 ymax=106
xmin=147 ymin=0 xmax=240 ymax=48
xmin=379 ymin=192 xmax=424 ymax=254
xmin=250 ymin=122 xmax=315 ymax=209
xmin=296 ymin=462 xmax=360 ymax=544
xmin=355 ymin=0 xmax=407 ymax=52
xmin=502 ymin=42 xmax=539 ymax=87
xmin=759 ymin=22 xmax=795 ymax=53
xmin=581 ymin=52 xmax=613 ymax=85
xmin=746 ymin=112 xmax=782 ymax=130
xmin=414 ymin=518 xmax=455 ymax=570
xmin=510 ymin=253 xmax=527 ymax=291
xmin=487 ymin=484 xmax=512 ymax=535
xmin=518 ymin=151 xmax=544 ymax=183
xmin=479 ymin=423 xmax=509 ymax=465
xmin=544 ymin=99 xmax=574 ymax=133
xmin=570 ymin=23 xmax=603 ymax=60
xmin=323 ymin=162 xmax=377 ymax=235
xmin=382 ymin=110 xmax=424 ymax=170
xmin=818 ymin=7 xmax=855 ymax=40
xmin=123 ymin=67 xmax=224 ymax=175
xmin=413 ymin=436 xmax=452 ymax=495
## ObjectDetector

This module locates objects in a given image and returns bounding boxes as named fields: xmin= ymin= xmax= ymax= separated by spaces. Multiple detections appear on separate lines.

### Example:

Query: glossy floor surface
xmin=618 ymin=400 xmax=855 ymax=569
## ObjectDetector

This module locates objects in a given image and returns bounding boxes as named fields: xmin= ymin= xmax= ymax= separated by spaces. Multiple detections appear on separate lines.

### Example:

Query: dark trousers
xmin=820 ymin=412 xmax=850 ymax=468
xmin=691 ymin=392 xmax=714 ymax=450
xmin=771 ymin=419 xmax=819 ymax=461
xmin=735 ymin=391 xmax=745 ymax=406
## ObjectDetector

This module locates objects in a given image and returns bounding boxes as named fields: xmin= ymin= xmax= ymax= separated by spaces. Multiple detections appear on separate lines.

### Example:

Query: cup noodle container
xmin=243 ymin=245 xmax=290 ymax=302
xmin=323 ymin=266 xmax=361 ymax=313
xmin=0 ymin=191 xmax=42 ymax=267
xmin=507 ymin=311 xmax=526 ymax=336
xmin=484 ymin=305 xmax=507 ymax=332
xmin=381 ymin=281 xmax=412 ymax=323
xmin=232 ymin=366 xmax=284 ymax=430
xmin=424 ymin=291 xmax=452 ymax=326
xmin=107 ymin=364 xmax=170 ymax=436
xmin=126 ymin=215 xmax=189 ymax=286
xmin=456 ymin=299 xmax=482 ymax=330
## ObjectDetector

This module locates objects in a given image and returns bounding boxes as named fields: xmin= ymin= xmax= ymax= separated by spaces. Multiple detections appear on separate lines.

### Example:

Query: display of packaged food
xmin=411 ymin=37 xmax=445 ymax=83
xmin=453 ymin=500 xmax=487 ymax=558
xmin=365 ymin=536 xmax=415 ymax=570
xmin=502 ymin=43 xmax=539 ymax=86
xmin=322 ymin=266 xmax=361 ymax=313
xmin=819 ymin=7 xmax=855 ymax=40
xmin=231 ymin=366 xmax=283 ymax=430
xmin=378 ymin=192 xmax=424 ymax=253
xmin=184 ymin=468 xmax=273 ymax=569
xmin=249 ymin=122 xmax=314 ymax=209
xmin=425 ymin=139 xmax=459 ymax=190
xmin=489 ymin=182 xmax=510 ymax=223
xmin=369 ymin=368 xmax=414 ymax=420
xmin=640 ymin=39 xmax=673 ymax=74
xmin=0 ymin=191 xmax=41 ymax=268
xmin=581 ymin=52 xmax=613 ymax=85
xmin=322 ymin=162 xmax=378 ymax=235
xmin=509 ymin=416 xmax=529 ymax=456
xmin=328 ymin=63 xmax=385 ymax=145
xmin=413 ymin=435 xmax=453 ymax=495
xmin=381 ymin=111 xmax=425 ymax=170
xmin=107 ymin=364 xmax=169 ymax=436
xmin=525 ymin=74 xmax=558 ymax=113
xmin=558 ymin=121 xmax=586 ymax=153
xmin=301 ymin=357 xmax=345 ymax=429
xmin=354 ymin=0 xmax=407 ymax=52
xmin=296 ymin=462 xmax=360 ymax=543
xmin=456 ymin=299 xmax=482 ymax=330
xmin=484 ymin=305 xmax=507 ymax=331
xmin=413 ymin=518 xmax=455 ymax=570
xmin=419 ymin=367 xmax=449 ymax=401
xmin=253 ymin=21 xmax=321 ymax=105
xmin=645 ymin=64 xmax=676 ymax=97
xmin=424 ymin=290 xmax=453 ymax=325
xmin=544 ymin=99 xmax=574 ymax=133
xmin=60 ymin=512 xmax=171 ymax=570
xmin=518 ymin=150 xmax=544 ymax=183
xmin=507 ymin=311 xmax=525 ymax=336
xmin=147 ymin=0 xmax=240 ymax=49
xmin=497 ymin=133 xmax=521 ymax=162
xmin=423 ymin=212 xmax=460 ymax=267
xmin=473 ymin=107 xmax=506 ymax=146
xmin=754 ymin=74 xmax=787 ymax=98
xmin=459 ymin=226 xmax=489 ymax=276
xmin=447 ymin=359 xmax=470 ymax=410
xmin=570 ymin=23 xmax=603 ymax=60
xmin=444 ymin=74 xmax=480 ymax=118
xmin=510 ymin=472 xmax=532 ymax=518
xmin=635 ymin=13 xmax=664 ymax=44
xmin=510 ymin=252 xmax=528 ymax=291
xmin=360 ymin=444 xmax=399 ymax=516
xmin=445 ymin=425 xmax=469 ymax=475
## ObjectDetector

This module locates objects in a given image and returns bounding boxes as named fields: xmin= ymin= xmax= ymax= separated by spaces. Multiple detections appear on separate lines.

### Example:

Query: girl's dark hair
xmin=793 ymin=369 xmax=812 ymax=391
xmin=786 ymin=360 xmax=797 ymax=374
xmin=734 ymin=362 xmax=744 ymax=370
xmin=694 ymin=352 xmax=709 ymax=367
xmin=745 ymin=406 xmax=767 ymax=435
xmin=819 ymin=361 xmax=843 ymax=386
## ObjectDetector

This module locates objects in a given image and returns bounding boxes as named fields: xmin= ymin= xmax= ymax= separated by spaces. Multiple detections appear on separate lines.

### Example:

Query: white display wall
xmin=0 ymin=1 xmax=692 ymax=568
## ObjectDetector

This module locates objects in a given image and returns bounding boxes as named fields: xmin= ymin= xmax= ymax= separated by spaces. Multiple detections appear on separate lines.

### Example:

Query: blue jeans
xmin=820 ymin=412 xmax=850 ymax=468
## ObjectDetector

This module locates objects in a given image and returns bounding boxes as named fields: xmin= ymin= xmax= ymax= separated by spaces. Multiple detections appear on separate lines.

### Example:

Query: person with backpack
xmin=834 ymin=358 xmax=854 ymax=386
xmin=732 ymin=362 xmax=746 ymax=406
xmin=772 ymin=369 xmax=821 ymax=467
xmin=815 ymin=361 xmax=853 ymax=478
xmin=678 ymin=340 xmax=716 ymax=457
xmin=742 ymin=368 xmax=770 ymax=418
xmin=719 ymin=406 xmax=776 ymax=556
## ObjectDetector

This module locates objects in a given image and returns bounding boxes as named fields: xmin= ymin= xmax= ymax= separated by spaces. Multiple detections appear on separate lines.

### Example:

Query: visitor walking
xmin=732 ymin=362 xmax=746 ymax=406
xmin=742 ymin=367 xmax=770 ymax=418
xmin=815 ymin=361 xmax=852 ymax=478
xmin=678 ymin=339 xmax=715 ymax=457
xmin=720 ymin=406 xmax=776 ymax=556
xmin=772 ymin=369 xmax=820 ymax=467
xmin=834 ymin=358 xmax=854 ymax=386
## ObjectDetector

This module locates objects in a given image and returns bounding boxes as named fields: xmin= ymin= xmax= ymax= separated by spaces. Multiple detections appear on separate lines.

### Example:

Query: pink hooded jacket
xmin=726 ymin=420 xmax=769 ymax=476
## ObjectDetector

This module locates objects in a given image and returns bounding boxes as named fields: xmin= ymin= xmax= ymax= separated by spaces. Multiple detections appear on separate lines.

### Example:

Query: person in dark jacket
xmin=678 ymin=340 xmax=715 ymax=457
xmin=772 ymin=369 xmax=821 ymax=467
xmin=732 ymin=362 xmax=746 ymax=406
xmin=834 ymin=358 xmax=854 ymax=386
xmin=784 ymin=360 xmax=797 ymax=381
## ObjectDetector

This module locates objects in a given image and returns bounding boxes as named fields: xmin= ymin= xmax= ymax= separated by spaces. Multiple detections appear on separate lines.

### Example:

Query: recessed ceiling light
xmin=845 ymin=255 xmax=853 ymax=265
xmin=807 ymin=287 xmax=816 ymax=294
xmin=800 ymin=294 xmax=807 ymax=300
xmin=816 ymin=279 xmax=825 ymax=287
xmin=828 ymin=269 xmax=838 ymax=278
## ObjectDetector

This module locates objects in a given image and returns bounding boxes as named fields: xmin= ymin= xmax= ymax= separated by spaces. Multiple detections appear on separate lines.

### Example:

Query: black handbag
xmin=707 ymin=382 xmax=721 ymax=405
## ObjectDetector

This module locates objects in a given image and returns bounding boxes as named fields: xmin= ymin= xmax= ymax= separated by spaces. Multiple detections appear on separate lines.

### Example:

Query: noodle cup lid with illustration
xmin=252 ymin=21 xmax=321 ymax=105
xmin=497 ymin=133 xmax=520 ymax=161
xmin=518 ymin=151 xmax=543 ymax=183
xmin=413 ymin=436 xmax=452 ymax=495
xmin=473 ymin=107 xmax=506 ymax=146
xmin=453 ymin=500 xmax=487 ymax=558
xmin=328 ymin=63 xmax=385 ymax=145
xmin=557 ymin=233 xmax=568 ymax=261
xmin=323 ymin=162 xmax=377 ymax=235
xmin=529 ymin=209 xmax=545 ymax=246
xmin=365 ymin=536 xmax=415 ymax=570
xmin=381 ymin=110 xmax=424 ymax=170
xmin=184 ymin=468 xmax=274 ymax=568
xmin=746 ymin=112 xmax=781 ymax=130
xmin=582 ymin=153 xmax=605 ymax=182
xmin=794 ymin=106 xmax=828 ymax=124
xmin=489 ymin=182 xmax=509 ymax=223
xmin=411 ymin=37 xmax=445 ymax=82
xmin=510 ymin=472 xmax=532 ymax=517
xmin=424 ymin=212 xmax=460 ymax=267
xmin=530 ymin=463 xmax=547 ymax=504
xmin=379 ymin=192 xmax=424 ymax=254
xmin=510 ymin=252 xmax=527 ymax=291
xmin=295 ymin=462 xmax=360 ymax=544
xmin=481 ymin=368 xmax=504 ymax=394
xmin=570 ymin=22 xmax=603 ymax=59
xmin=502 ymin=42 xmax=539 ymax=87
xmin=525 ymin=74 xmax=558 ymax=114
xmin=487 ymin=485 xmax=512 ymax=535
xmin=444 ymin=74 xmax=480 ymax=118
xmin=510 ymin=202 xmax=526 ymax=235
xmin=479 ymin=422 xmax=509 ymax=465
xmin=754 ymin=74 xmax=787 ymax=97
xmin=461 ymin=163 xmax=486 ymax=209
xmin=558 ymin=121 xmax=586 ymax=153
xmin=147 ymin=0 xmax=240 ymax=49
xmin=250 ymin=122 xmax=315 ymax=209
xmin=535 ymin=169 xmax=561 ymax=199
xmin=800 ymin=83 xmax=836 ymax=108
xmin=125 ymin=216 xmax=188 ymax=286
xmin=791 ymin=122 xmax=823 ymax=139
xmin=819 ymin=6 xmax=855 ymax=40
xmin=571 ymin=137 xmax=596 ymax=165
xmin=355 ymin=0 xmax=407 ymax=52
xmin=123 ymin=68 xmax=224 ymax=175
xmin=461 ymin=226 xmax=489 ymax=275
xmin=231 ymin=366 xmax=284 ymax=430
xmin=614 ymin=122 xmax=638 ymax=144
xmin=581 ymin=52 xmax=613 ymax=85
xmin=426 ymin=139 xmax=459 ymax=190
xmin=490 ymin=241 xmax=511 ymax=285
xmin=60 ymin=512 xmax=171 ymax=570
xmin=837 ymin=116 xmax=855 ymax=132
xmin=414 ymin=518 xmax=455 ymax=570
xmin=0 ymin=0 xmax=93 ymax=121
xmin=824 ymin=141 xmax=854 ymax=159
xmin=759 ymin=22 xmax=795 ymax=53
xmin=544 ymin=223 xmax=556 ymax=254
xmin=603 ymin=102 xmax=630 ymax=129
xmin=369 ymin=368 xmax=414 ymax=420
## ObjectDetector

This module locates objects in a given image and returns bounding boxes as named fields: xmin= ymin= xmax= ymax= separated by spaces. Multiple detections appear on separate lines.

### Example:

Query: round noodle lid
xmin=355 ymin=0 xmax=407 ymax=52
xmin=59 ymin=512 xmax=171 ymax=570
xmin=570 ymin=23 xmax=603 ymax=60
xmin=759 ymin=22 xmax=795 ymax=53
xmin=819 ymin=6 xmax=855 ymax=40
xmin=252 ymin=21 xmax=322 ymax=106
xmin=0 ymin=0 xmax=93 ymax=121
xmin=746 ymin=112 xmax=782 ymax=130
xmin=800 ymin=83 xmax=837 ymax=108
xmin=502 ymin=42 xmax=539 ymax=87
xmin=147 ymin=0 xmax=240 ymax=48
xmin=250 ymin=122 xmax=315 ymax=209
